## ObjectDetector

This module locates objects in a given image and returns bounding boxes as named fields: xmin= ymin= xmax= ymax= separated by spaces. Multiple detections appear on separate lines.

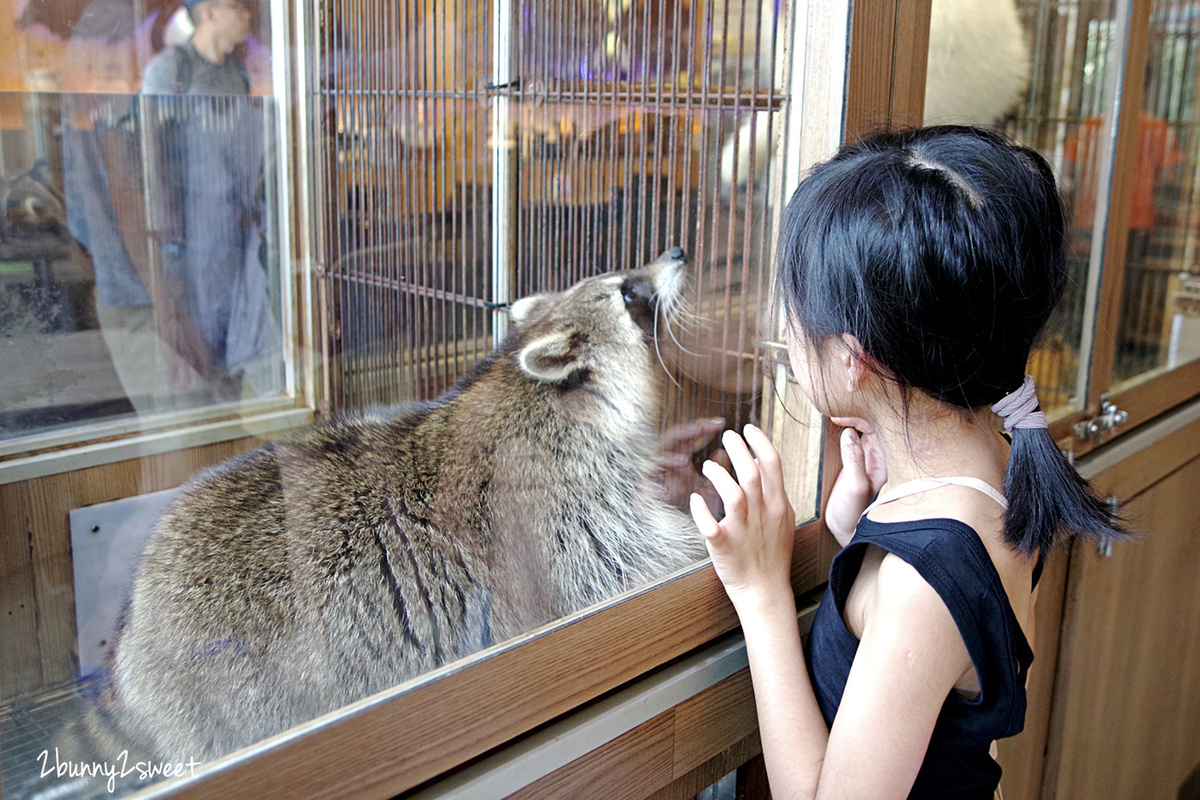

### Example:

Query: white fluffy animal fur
xmin=719 ymin=0 xmax=1032 ymax=193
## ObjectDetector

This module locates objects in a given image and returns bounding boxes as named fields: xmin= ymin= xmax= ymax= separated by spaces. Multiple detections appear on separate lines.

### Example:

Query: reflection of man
xmin=60 ymin=0 xmax=212 ymax=418
xmin=142 ymin=0 xmax=280 ymax=400
xmin=142 ymin=0 xmax=252 ymax=97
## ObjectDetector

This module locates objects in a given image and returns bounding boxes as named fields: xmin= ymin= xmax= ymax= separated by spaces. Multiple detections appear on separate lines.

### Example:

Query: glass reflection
xmin=924 ymin=0 xmax=1122 ymax=420
xmin=1 ymin=0 xmax=286 ymax=797
xmin=0 ymin=0 xmax=284 ymax=442
xmin=1111 ymin=0 xmax=1200 ymax=385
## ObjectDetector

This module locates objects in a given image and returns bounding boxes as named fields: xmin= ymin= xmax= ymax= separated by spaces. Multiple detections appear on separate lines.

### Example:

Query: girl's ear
xmin=840 ymin=333 xmax=869 ymax=393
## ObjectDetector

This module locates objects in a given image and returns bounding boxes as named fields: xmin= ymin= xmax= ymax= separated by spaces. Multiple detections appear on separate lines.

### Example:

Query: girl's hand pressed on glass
xmin=689 ymin=424 xmax=796 ymax=603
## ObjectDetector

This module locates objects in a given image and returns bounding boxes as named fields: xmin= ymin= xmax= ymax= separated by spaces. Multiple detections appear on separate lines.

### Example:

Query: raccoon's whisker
xmin=667 ymin=316 xmax=704 ymax=339
xmin=669 ymin=293 xmax=701 ymax=323
xmin=660 ymin=304 xmax=706 ymax=359
xmin=664 ymin=295 xmax=703 ymax=333
xmin=663 ymin=324 xmax=704 ymax=358
xmin=663 ymin=301 xmax=702 ymax=334
xmin=653 ymin=309 xmax=685 ymax=389
xmin=674 ymin=306 xmax=714 ymax=333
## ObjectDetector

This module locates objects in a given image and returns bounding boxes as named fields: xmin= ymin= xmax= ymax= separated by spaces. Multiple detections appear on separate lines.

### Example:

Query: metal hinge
xmin=1073 ymin=398 xmax=1129 ymax=443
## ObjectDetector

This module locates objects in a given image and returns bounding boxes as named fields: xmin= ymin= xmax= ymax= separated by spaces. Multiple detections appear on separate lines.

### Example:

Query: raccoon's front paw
xmin=658 ymin=417 xmax=729 ymax=517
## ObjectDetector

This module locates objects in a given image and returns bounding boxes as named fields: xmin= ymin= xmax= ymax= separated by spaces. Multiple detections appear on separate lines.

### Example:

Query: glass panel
xmin=0 ymin=0 xmax=294 ymax=797
xmin=0 ymin=1 xmax=288 ymax=448
xmin=1110 ymin=0 xmax=1200 ymax=386
xmin=1 ymin=0 xmax=827 ymax=798
xmin=924 ymin=0 xmax=1122 ymax=421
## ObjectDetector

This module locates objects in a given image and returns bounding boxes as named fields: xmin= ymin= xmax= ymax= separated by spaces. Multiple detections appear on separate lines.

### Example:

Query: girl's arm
xmin=691 ymin=427 xmax=827 ymax=797
xmin=817 ymin=553 xmax=974 ymax=798
xmin=692 ymin=426 xmax=972 ymax=800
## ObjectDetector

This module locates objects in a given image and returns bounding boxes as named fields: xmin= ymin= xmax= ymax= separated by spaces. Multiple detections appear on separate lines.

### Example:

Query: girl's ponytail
xmin=993 ymin=376 xmax=1125 ymax=556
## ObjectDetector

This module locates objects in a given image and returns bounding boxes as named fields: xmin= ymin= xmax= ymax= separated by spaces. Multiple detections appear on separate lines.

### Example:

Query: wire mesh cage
xmin=308 ymin=0 xmax=793 ymax=450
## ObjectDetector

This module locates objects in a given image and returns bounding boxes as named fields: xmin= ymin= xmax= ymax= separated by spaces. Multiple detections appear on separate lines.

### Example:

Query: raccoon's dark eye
xmin=621 ymin=280 xmax=653 ymax=306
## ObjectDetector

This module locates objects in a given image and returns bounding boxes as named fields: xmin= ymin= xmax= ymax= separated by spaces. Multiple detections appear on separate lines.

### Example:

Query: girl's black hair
xmin=777 ymin=125 xmax=1122 ymax=556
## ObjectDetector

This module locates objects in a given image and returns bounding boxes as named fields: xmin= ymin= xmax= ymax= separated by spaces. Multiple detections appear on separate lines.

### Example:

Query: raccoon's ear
xmin=509 ymin=294 xmax=550 ymax=328
xmin=518 ymin=330 xmax=586 ymax=383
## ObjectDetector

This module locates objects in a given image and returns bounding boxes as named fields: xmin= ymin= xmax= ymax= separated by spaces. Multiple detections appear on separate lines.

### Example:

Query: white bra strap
xmin=864 ymin=476 xmax=1009 ymax=514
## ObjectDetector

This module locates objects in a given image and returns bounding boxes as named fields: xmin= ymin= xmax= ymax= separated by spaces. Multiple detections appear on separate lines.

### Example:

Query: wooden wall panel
xmin=506 ymin=714 xmax=676 ymax=800
xmin=506 ymin=669 xmax=760 ymax=800
xmin=0 ymin=436 xmax=262 ymax=701
xmin=1043 ymin=454 xmax=1200 ymax=799
xmin=646 ymin=736 xmax=763 ymax=800
xmin=671 ymin=669 xmax=758 ymax=776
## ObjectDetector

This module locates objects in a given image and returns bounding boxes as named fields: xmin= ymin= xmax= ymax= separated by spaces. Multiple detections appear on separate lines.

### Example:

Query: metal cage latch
xmin=1073 ymin=399 xmax=1129 ymax=443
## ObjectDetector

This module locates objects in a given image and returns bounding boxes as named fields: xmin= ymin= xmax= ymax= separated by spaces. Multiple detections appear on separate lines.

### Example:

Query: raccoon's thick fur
xmin=100 ymin=252 xmax=705 ymax=764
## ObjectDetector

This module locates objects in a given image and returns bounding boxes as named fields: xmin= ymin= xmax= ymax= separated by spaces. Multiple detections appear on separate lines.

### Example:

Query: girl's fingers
xmin=853 ymin=427 xmax=888 ymax=490
xmin=689 ymin=492 xmax=722 ymax=539
xmin=701 ymin=459 xmax=747 ymax=520
xmin=721 ymin=430 xmax=762 ymax=493
xmin=839 ymin=427 xmax=865 ymax=474
xmin=829 ymin=416 xmax=875 ymax=436
xmin=742 ymin=424 xmax=787 ymax=507
xmin=743 ymin=424 xmax=782 ymax=474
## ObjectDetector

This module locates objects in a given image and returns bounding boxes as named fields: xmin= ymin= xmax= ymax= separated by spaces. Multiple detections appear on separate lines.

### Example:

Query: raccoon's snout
xmin=648 ymin=255 xmax=686 ymax=305
xmin=623 ymin=263 xmax=680 ymax=312
xmin=651 ymin=248 xmax=687 ymax=303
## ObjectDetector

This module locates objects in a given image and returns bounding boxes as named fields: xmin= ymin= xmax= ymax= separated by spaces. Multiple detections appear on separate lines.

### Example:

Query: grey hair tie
xmin=992 ymin=375 xmax=1047 ymax=432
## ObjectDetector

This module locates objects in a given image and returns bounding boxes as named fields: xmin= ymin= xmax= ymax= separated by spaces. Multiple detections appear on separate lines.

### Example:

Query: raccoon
xmin=98 ymin=249 xmax=706 ymax=764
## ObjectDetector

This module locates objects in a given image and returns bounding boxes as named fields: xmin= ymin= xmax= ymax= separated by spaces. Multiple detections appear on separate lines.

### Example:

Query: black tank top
xmin=806 ymin=516 xmax=1035 ymax=798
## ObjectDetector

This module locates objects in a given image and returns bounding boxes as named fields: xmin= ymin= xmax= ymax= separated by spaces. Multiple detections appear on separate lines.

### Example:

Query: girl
xmin=689 ymin=126 xmax=1122 ymax=799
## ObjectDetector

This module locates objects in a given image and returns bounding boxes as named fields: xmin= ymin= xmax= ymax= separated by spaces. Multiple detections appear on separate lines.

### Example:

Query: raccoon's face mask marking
xmin=512 ymin=251 xmax=689 ymax=388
